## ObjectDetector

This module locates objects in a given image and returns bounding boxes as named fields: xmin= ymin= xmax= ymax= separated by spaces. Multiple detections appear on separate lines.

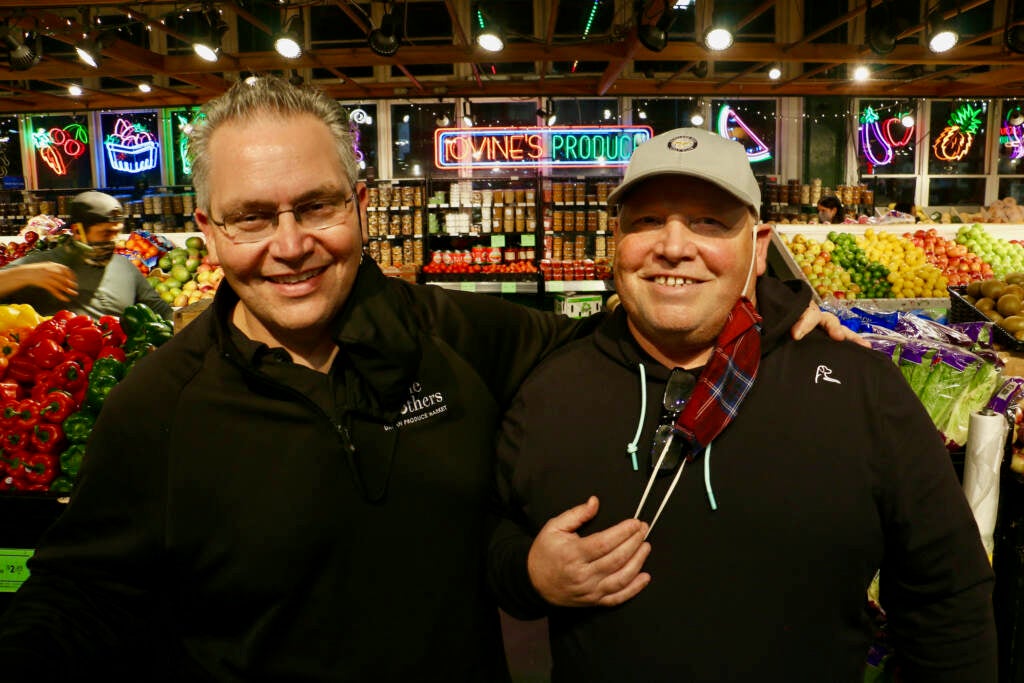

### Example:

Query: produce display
xmin=420 ymin=260 xmax=538 ymax=280
xmin=0 ymin=304 xmax=172 ymax=493
xmin=781 ymin=224 xmax=1013 ymax=299
xmin=142 ymin=235 xmax=224 ymax=308
xmin=959 ymin=275 xmax=1024 ymax=343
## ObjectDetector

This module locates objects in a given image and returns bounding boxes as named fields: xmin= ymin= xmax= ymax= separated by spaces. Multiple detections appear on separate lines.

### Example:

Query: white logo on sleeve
xmin=814 ymin=365 xmax=841 ymax=384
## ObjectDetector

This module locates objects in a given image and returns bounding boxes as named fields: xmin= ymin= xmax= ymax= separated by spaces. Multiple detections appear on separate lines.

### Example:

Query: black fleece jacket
xmin=0 ymin=258 xmax=593 ymax=682
xmin=488 ymin=277 xmax=996 ymax=683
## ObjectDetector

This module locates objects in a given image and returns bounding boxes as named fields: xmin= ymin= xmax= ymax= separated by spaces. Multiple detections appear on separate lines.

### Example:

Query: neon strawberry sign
xmin=104 ymin=117 xmax=159 ymax=174
xmin=32 ymin=124 xmax=88 ymax=176
xmin=716 ymin=104 xmax=772 ymax=162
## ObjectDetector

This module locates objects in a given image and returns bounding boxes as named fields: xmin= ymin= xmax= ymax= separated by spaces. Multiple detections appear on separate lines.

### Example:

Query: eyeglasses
xmin=208 ymin=192 xmax=355 ymax=244
xmin=649 ymin=368 xmax=696 ymax=471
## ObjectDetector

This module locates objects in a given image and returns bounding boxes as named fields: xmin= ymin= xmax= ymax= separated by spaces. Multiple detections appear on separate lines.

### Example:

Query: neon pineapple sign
xmin=104 ymin=117 xmax=159 ymax=173
xmin=32 ymin=124 xmax=88 ymax=176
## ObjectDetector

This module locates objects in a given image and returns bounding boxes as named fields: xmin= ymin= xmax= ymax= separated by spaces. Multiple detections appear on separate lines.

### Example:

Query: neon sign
xmin=348 ymin=108 xmax=373 ymax=170
xmin=859 ymin=107 xmax=893 ymax=167
xmin=104 ymin=117 xmax=159 ymax=174
xmin=32 ymin=124 xmax=88 ymax=176
xmin=1000 ymin=106 xmax=1024 ymax=161
xmin=933 ymin=102 xmax=984 ymax=162
xmin=434 ymin=125 xmax=653 ymax=169
xmin=716 ymin=105 xmax=771 ymax=162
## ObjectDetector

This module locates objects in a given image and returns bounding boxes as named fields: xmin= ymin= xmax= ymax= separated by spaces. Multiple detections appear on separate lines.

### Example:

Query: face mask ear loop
xmin=742 ymin=223 xmax=758 ymax=299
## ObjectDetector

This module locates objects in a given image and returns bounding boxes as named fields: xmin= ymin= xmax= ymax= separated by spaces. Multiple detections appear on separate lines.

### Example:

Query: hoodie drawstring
xmin=624 ymin=363 xmax=647 ymax=472
xmin=629 ymin=364 xmax=718 ymax=536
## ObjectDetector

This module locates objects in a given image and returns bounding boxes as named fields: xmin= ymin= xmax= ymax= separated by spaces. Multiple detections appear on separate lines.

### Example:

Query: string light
xmin=572 ymin=0 xmax=603 ymax=73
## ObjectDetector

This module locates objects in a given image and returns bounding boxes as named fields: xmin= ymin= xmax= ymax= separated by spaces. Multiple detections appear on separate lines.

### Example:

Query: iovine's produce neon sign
xmin=104 ymin=117 xmax=159 ymax=174
xmin=434 ymin=125 xmax=653 ymax=169
xmin=859 ymin=106 xmax=915 ymax=168
xmin=32 ymin=124 xmax=88 ymax=176
xmin=933 ymin=102 xmax=984 ymax=163
xmin=716 ymin=105 xmax=772 ymax=162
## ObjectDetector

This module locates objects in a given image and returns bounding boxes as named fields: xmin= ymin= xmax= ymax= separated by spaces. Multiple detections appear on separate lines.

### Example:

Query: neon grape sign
xmin=434 ymin=125 xmax=653 ymax=169
xmin=104 ymin=117 xmax=159 ymax=174
xmin=716 ymin=105 xmax=772 ymax=162
xmin=32 ymin=124 xmax=88 ymax=176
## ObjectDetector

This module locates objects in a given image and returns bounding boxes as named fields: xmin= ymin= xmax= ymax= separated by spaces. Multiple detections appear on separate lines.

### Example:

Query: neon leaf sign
xmin=32 ymin=123 xmax=88 ymax=176
xmin=933 ymin=103 xmax=984 ymax=162
xmin=716 ymin=105 xmax=772 ymax=162
xmin=104 ymin=117 xmax=159 ymax=174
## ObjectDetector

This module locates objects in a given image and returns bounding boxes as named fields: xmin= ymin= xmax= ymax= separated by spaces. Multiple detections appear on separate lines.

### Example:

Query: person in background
xmin=0 ymin=78 xmax=853 ymax=681
xmin=488 ymin=128 xmax=996 ymax=682
xmin=817 ymin=193 xmax=845 ymax=224
xmin=0 ymin=190 xmax=171 ymax=321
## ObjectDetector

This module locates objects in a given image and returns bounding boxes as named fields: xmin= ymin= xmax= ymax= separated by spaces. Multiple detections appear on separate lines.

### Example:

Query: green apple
xmin=185 ymin=235 xmax=205 ymax=250
xmin=170 ymin=264 xmax=191 ymax=283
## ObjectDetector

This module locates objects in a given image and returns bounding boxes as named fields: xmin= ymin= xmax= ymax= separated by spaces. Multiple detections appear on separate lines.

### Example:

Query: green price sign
xmin=501 ymin=282 xmax=516 ymax=294
xmin=521 ymin=234 xmax=536 ymax=247
xmin=0 ymin=549 xmax=33 ymax=592
xmin=459 ymin=282 xmax=476 ymax=292
xmin=490 ymin=235 xmax=506 ymax=248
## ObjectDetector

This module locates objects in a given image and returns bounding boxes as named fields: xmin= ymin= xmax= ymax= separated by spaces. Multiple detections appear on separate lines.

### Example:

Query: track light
xmin=275 ymin=13 xmax=303 ymax=59
xmin=462 ymin=102 xmax=474 ymax=127
xmin=637 ymin=5 xmax=678 ymax=52
xmin=368 ymin=8 xmax=401 ymax=57
xmin=76 ymin=33 xmax=106 ymax=68
xmin=435 ymin=113 xmax=450 ymax=127
xmin=852 ymin=64 xmax=871 ymax=81
xmin=137 ymin=81 xmax=152 ymax=93
xmin=768 ymin=63 xmax=782 ymax=80
xmin=689 ymin=61 xmax=708 ymax=78
xmin=0 ymin=24 xmax=40 ymax=71
xmin=703 ymin=22 xmax=733 ymax=51
xmin=536 ymin=98 xmax=557 ymax=126
xmin=475 ymin=9 xmax=504 ymax=52
xmin=194 ymin=5 xmax=229 ymax=63
xmin=68 ymin=84 xmax=83 ymax=97
xmin=690 ymin=112 xmax=704 ymax=126
xmin=927 ymin=12 xmax=958 ymax=53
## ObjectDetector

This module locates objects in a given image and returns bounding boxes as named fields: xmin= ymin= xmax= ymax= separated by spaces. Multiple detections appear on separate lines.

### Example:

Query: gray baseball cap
xmin=69 ymin=190 xmax=124 ymax=228
xmin=607 ymin=127 xmax=761 ymax=213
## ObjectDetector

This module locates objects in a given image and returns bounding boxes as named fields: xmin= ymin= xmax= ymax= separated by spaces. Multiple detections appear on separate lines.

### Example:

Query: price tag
xmin=521 ymin=234 xmax=536 ymax=247
xmin=547 ymin=281 xmax=565 ymax=292
xmin=501 ymin=282 xmax=516 ymax=294
xmin=0 ymin=549 xmax=33 ymax=592
xmin=459 ymin=282 xmax=476 ymax=292
xmin=491 ymin=235 xmax=506 ymax=248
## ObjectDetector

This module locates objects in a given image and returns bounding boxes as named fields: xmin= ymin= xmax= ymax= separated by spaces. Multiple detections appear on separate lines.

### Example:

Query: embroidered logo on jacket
xmin=390 ymin=381 xmax=449 ymax=429
xmin=814 ymin=364 xmax=841 ymax=384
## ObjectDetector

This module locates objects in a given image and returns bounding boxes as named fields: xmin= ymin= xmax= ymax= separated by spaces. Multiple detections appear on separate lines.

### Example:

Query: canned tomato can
xmin=471 ymin=245 xmax=486 ymax=264
xmin=488 ymin=246 xmax=503 ymax=264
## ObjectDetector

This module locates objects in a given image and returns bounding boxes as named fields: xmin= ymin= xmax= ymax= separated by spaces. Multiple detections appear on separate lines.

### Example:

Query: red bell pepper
xmin=98 ymin=315 xmax=126 ymax=348
xmin=3 ymin=428 xmax=29 ymax=451
xmin=4 ymin=399 xmax=39 ymax=432
xmin=96 ymin=346 xmax=127 ymax=363
xmin=51 ymin=360 xmax=87 ymax=393
xmin=51 ymin=310 xmax=75 ymax=323
xmin=17 ymin=452 xmax=57 ymax=486
xmin=22 ymin=338 xmax=66 ymax=370
xmin=30 ymin=423 xmax=63 ymax=454
xmin=0 ymin=381 xmax=19 ymax=402
xmin=63 ymin=350 xmax=94 ymax=376
xmin=22 ymin=317 xmax=67 ymax=347
xmin=5 ymin=355 xmax=39 ymax=383
xmin=64 ymin=315 xmax=94 ymax=332
xmin=66 ymin=325 xmax=104 ymax=358
xmin=39 ymin=390 xmax=75 ymax=424
xmin=0 ymin=474 xmax=18 ymax=491
xmin=30 ymin=371 xmax=66 ymax=402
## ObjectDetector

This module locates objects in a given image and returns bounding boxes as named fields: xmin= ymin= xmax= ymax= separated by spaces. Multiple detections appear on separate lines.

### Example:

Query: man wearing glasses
xmin=488 ymin=128 xmax=996 ymax=682
xmin=0 ymin=79 xmax=852 ymax=681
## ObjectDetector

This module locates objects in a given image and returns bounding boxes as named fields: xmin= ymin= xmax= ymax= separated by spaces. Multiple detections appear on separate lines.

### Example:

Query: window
xmin=710 ymin=99 xmax=777 ymax=176
xmin=391 ymin=102 xmax=455 ymax=178
xmin=28 ymin=114 xmax=93 ymax=190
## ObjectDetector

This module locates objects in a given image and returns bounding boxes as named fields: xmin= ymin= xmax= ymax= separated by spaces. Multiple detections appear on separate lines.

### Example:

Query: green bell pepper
xmin=85 ymin=373 xmax=120 ymax=412
xmin=58 ymin=443 xmax=86 ymax=479
xmin=88 ymin=356 xmax=126 ymax=383
xmin=62 ymin=411 xmax=95 ymax=444
xmin=49 ymin=476 xmax=75 ymax=494
xmin=121 ymin=303 xmax=162 ymax=338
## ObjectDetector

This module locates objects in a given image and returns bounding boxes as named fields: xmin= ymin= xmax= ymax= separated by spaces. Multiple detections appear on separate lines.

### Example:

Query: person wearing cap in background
xmin=487 ymin=128 xmax=996 ymax=682
xmin=0 ymin=190 xmax=171 ymax=321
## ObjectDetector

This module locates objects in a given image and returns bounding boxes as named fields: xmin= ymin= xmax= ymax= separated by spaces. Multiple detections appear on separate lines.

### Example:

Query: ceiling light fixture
xmin=193 ymin=5 xmax=229 ymax=63
xmin=368 ymin=6 xmax=401 ymax=57
xmin=536 ymin=98 xmax=557 ymax=126
xmin=138 ymin=81 xmax=152 ymax=93
xmin=0 ymin=23 xmax=40 ymax=71
xmin=926 ymin=9 xmax=959 ymax=53
xmin=76 ymin=32 xmax=106 ymax=68
xmin=475 ymin=8 xmax=504 ymax=52
xmin=703 ymin=19 xmax=733 ymax=51
xmin=462 ymin=101 xmax=474 ymax=127
xmin=852 ymin=64 xmax=871 ymax=81
xmin=68 ymin=84 xmax=83 ymax=97
xmin=637 ymin=3 xmax=679 ymax=53
xmin=690 ymin=112 xmax=704 ymax=126
xmin=865 ymin=0 xmax=898 ymax=55
xmin=768 ymin=64 xmax=782 ymax=80
xmin=435 ymin=113 xmax=451 ymax=127
xmin=274 ymin=12 xmax=303 ymax=59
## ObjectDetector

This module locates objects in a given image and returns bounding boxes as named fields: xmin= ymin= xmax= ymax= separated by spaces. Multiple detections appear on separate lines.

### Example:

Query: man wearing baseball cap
xmin=0 ymin=190 xmax=171 ymax=320
xmin=488 ymin=128 xmax=995 ymax=681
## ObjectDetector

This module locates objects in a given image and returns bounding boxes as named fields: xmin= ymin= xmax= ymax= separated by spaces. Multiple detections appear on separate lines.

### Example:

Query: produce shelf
xmin=424 ymin=280 xmax=539 ymax=294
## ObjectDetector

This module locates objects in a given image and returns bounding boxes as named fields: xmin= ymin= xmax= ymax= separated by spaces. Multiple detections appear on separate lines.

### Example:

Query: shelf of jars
xmin=539 ymin=177 xmax=618 ymax=292
xmin=365 ymin=180 xmax=426 ymax=270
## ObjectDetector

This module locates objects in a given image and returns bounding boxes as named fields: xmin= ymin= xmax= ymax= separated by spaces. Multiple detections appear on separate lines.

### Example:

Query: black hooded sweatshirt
xmin=488 ymin=277 xmax=996 ymax=683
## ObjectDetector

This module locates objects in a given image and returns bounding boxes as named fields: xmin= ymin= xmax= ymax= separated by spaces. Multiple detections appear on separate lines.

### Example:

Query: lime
xmin=158 ymin=255 xmax=172 ymax=271
xmin=185 ymin=236 xmax=205 ymax=250
xmin=170 ymin=264 xmax=191 ymax=283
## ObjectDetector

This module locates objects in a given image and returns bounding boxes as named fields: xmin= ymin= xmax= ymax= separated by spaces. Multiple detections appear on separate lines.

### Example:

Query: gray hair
xmin=186 ymin=75 xmax=358 ymax=211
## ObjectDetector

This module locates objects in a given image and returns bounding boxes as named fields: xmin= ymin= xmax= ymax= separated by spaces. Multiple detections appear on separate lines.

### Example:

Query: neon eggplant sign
xmin=434 ymin=125 xmax=653 ymax=169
